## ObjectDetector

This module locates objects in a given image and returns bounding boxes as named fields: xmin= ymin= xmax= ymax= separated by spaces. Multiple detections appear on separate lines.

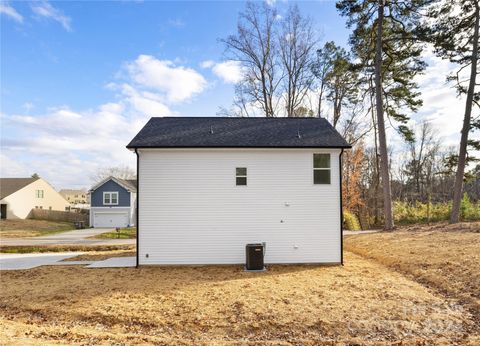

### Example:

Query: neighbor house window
xmin=103 ymin=192 xmax=119 ymax=205
xmin=236 ymin=167 xmax=247 ymax=186
xmin=313 ymin=154 xmax=331 ymax=184
xmin=35 ymin=190 xmax=44 ymax=198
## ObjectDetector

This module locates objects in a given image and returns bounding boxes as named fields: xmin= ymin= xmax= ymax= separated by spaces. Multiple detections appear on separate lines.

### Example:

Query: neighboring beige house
xmin=59 ymin=189 xmax=89 ymax=205
xmin=0 ymin=177 xmax=70 ymax=219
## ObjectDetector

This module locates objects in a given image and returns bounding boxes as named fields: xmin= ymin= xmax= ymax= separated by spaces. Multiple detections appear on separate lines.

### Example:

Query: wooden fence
xmin=29 ymin=209 xmax=89 ymax=223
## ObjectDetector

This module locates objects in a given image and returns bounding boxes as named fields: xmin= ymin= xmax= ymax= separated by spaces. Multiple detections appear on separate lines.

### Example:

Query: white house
xmin=0 ymin=177 xmax=70 ymax=219
xmin=127 ymin=117 xmax=351 ymax=266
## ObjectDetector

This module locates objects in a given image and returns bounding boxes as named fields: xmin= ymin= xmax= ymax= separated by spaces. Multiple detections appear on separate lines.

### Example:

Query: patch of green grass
xmin=94 ymin=227 xmax=136 ymax=239
xmin=31 ymin=223 xmax=75 ymax=237
xmin=393 ymin=196 xmax=480 ymax=225
xmin=0 ymin=244 xmax=135 ymax=254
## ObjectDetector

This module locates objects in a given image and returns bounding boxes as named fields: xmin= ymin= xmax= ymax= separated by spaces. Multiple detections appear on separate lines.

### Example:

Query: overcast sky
xmin=0 ymin=0 xmax=470 ymax=189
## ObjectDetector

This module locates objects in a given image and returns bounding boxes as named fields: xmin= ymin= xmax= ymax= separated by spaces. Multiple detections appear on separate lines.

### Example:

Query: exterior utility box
xmin=246 ymin=243 xmax=265 ymax=271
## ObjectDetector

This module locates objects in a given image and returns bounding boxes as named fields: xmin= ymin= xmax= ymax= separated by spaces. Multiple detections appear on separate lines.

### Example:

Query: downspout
xmin=339 ymin=148 xmax=344 ymax=265
xmin=135 ymin=148 xmax=139 ymax=268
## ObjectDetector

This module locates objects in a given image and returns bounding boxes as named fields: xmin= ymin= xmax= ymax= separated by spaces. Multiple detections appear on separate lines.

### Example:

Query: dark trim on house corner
xmin=339 ymin=149 xmax=344 ymax=266
xmin=135 ymin=148 xmax=139 ymax=268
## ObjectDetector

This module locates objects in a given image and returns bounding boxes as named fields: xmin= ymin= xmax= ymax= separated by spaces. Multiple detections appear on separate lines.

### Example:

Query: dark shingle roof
xmin=127 ymin=117 xmax=351 ymax=149
xmin=119 ymin=179 xmax=137 ymax=191
xmin=0 ymin=177 xmax=39 ymax=199
xmin=90 ymin=177 xmax=137 ymax=193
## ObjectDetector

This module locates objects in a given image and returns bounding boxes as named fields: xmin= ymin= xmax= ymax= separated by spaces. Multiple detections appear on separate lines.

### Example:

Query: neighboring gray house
xmin=89 ymin=176 xmax=136 ymax=228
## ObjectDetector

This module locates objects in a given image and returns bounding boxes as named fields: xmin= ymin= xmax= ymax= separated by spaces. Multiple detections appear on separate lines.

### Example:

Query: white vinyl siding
xmin=138 ymin=148 xmax=341 ymax=265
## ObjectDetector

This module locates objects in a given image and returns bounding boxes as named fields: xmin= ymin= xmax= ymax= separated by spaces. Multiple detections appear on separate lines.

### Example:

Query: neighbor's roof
xmin=0 ymin=177 xmax=39 ymax=199
xmin=90 ymin=176 xmax=137 ymax=193
xmin=59 ymin=189 xmax=87 ymax=195
xmin=127 ymin=117 xmax=351 ymax=149
xmin=120 ymin=179 xmax=137 ymax=191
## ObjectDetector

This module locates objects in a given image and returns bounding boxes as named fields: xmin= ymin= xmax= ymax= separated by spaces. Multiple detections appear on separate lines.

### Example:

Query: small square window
xmin=236 ymin=177 xmax=247 ymax=186
xmin=236 ymin=167 xmax=247 ymax=176
xmin=236 ymin=167 xmax=247 ymax=186
xmin=314 ymin=170 xmax=330 ymax=184
xmin=314 ymin=154 xmax=330 ymax=168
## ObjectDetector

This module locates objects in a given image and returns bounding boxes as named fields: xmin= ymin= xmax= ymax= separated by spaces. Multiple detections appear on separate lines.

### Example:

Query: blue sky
xmin=0 ymin=0 xmax=467 ymax=188
xmin=1 ymin=1 xmax=348 ymax=115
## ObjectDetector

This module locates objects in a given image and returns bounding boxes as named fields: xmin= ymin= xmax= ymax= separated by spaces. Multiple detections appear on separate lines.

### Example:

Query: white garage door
xmin=94 ymin=212 xmax=128 ymax=228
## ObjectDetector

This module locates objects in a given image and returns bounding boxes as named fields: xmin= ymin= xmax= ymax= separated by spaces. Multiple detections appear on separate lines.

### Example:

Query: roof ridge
xmin=147 ymin=116 xmax=328 ymax=119
xmin=127 ymin=117 xmax=350 ymax=149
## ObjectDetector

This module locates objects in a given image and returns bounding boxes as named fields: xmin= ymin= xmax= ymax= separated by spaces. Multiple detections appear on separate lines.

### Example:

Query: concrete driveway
xmin=0 ymin=252 xmax=84 ymax=270
xmin=0 ymin=228 xmax=136 ymax=246
xmin=0 ymin=253 xmax=136 ymax=270
xmin=343 ymin=230 xmax=379 ymax=236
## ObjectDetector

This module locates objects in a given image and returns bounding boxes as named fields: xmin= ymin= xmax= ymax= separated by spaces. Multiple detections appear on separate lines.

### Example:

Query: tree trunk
xmin=317 ymin=82 xmax=324 ymax=117
xmin=450 ymin=2 xmax=479 ymax=223
xmin=369 ymin=77 xmax=381 ymax=225
xmin=374 ymin=0 xmax=395 ymax=230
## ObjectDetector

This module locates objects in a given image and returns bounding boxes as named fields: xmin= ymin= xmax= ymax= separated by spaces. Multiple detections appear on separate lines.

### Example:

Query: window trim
xmin=313 ymin=153 xmax=331 ymax=185
xmin=235 ymin=167 xmax=247 ymax=186
xmin=35 ymin=190 xmax=44 ymax=198
xmin=103 ymin=191 xmax=119 ymax=205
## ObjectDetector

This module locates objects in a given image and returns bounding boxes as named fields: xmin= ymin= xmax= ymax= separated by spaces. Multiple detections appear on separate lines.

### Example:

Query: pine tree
xmin=337 ymin=0 xmax=429 ymax=230
xmin=312 ymin=42 xmax=359 ymax=127
xmin=426 ymin=0 xmax=480 ymax=223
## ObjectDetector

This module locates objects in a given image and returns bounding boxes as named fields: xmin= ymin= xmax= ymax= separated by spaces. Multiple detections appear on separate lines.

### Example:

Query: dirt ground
xmin=1 ymin=223 xmax=479 ymax=345
xmin=345 ymin=221 xmax=480 ymax=330
xmin=0 ymin=219 xmax=74 ymax=238
xmin=0 ymin=258 xmax=477 ymax=345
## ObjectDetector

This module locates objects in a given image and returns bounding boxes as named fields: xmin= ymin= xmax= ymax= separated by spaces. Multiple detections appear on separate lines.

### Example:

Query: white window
xmin=313 ymin=154 xmax=331 ymax=184
xmin=103 ymin=192 xmax=119 ymax=205
xmin=35 ymin=190 xmax=44 ymax=198
xmin=236 ymin=167 xmax=247 ymax=186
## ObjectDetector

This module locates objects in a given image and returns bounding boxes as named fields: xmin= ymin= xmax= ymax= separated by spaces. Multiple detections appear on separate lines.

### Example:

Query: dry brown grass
xmin=0 ymin=219 xmax=74 ymax=238
xmin=61 ymin=250 xmax=136 ymax=261
xmin=345 ymin=222 xmax=480 ymax=329
xmin=1 ymin=251 xmax=477 ymax=345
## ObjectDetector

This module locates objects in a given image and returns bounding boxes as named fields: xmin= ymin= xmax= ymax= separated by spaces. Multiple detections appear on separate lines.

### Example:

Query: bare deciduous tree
xmin=91 ymin=165 xmax=136 ymax=184
xmin=223 ymin=1 xmax=279 ymax=117
xmin=279 ymin=4 xmax=316 ymax=117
